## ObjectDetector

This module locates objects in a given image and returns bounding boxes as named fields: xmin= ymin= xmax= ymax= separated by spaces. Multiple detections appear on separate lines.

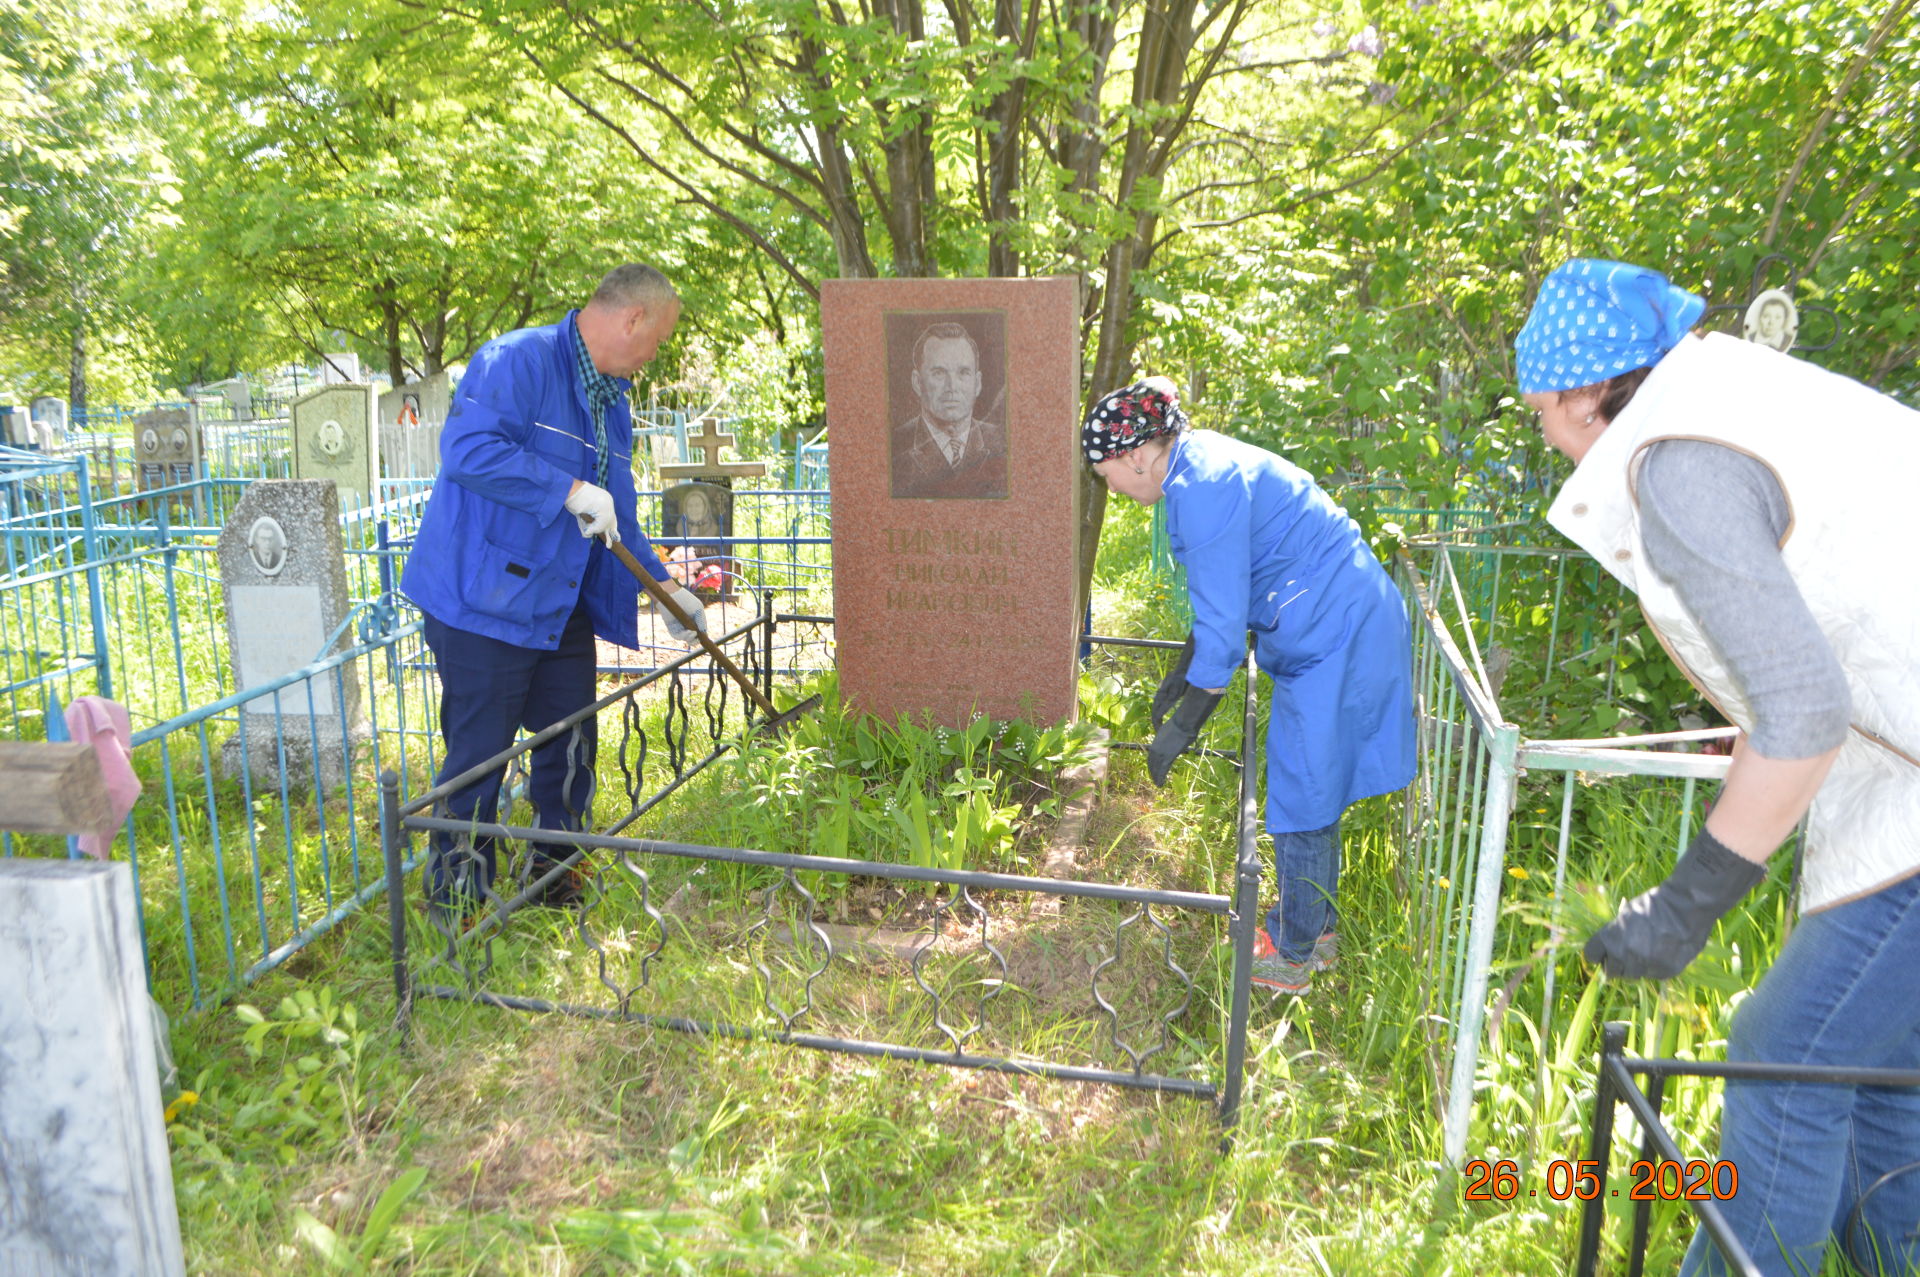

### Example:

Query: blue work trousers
xmin=1264 ymin=818 xmax=1342 ymax=963
xmin=421 ymin=603 xmax=598 ymax=903
xmin=1682 ymin=869 xmax=1920 ymax=1276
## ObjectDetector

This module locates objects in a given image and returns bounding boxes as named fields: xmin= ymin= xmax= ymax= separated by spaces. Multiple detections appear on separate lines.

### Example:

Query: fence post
xmin=380 ymin=770 xmax=412 ymax=1042
xmin=761 ymin=588 xmax=776 ymax=711
xmin=1217 ymin=648 xmax=1261 ymax=1138
xmin=1441 ymin=718 xmax=1520 ymax=1164
xmin=1575 ymin=1020 xmax=1629 ymax=1276
xmin=75 ymin=454 xmax=113 ymax=699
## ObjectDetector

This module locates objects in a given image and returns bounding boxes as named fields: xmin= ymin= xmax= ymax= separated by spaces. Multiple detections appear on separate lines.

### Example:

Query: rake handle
xmin=607 ymin=537 xmax=780 ymax=718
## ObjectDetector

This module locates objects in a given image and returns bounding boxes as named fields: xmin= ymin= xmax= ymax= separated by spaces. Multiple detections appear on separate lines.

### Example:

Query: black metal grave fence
xmin=1576 ymin=1021 xmax=1920 ymax=1276
xmin=380 ymin=613 xmax=1266 ymax=1125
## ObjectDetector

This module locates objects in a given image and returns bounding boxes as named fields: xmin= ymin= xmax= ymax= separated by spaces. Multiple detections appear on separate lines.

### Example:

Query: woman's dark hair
xmin=1563 ymin=365 xmax=1654 ymax=424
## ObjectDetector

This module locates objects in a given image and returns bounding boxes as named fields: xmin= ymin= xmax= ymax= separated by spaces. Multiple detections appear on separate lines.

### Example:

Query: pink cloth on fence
xmin=63 ymin=696 xmax=141 ymax=859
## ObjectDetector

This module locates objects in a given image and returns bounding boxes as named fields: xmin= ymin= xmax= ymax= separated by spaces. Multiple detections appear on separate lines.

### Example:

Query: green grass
xmin=68 ymin=496 xmax=1844 ymax=1272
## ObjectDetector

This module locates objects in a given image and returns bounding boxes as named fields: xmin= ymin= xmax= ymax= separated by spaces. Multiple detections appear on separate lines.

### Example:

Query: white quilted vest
xmin=1548 ymin=332 xmax=1920 ymax=912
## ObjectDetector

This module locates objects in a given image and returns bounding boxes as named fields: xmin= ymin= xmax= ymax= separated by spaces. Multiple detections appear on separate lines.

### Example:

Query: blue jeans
xmin=1263 ymin=818 xmax=1341 ymax=963
xmin=1681 ymin=869 xmax=1920 ymax=1276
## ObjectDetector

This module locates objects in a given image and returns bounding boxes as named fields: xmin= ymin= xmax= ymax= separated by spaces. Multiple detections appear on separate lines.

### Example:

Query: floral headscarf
xmin=1081 ymin=380 xmax=1188 ymax=463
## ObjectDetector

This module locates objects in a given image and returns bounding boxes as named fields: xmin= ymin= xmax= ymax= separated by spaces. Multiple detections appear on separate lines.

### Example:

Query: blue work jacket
xmin=1165 ymin=430 xmax=1416 ymax=832
xmin=400 ymin=311 xmax=667 ymax=650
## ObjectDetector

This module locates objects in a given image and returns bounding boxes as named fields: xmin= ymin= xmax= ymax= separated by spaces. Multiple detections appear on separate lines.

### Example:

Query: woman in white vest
xmin=1514 ymin=258 xmax=1920 ymax=1276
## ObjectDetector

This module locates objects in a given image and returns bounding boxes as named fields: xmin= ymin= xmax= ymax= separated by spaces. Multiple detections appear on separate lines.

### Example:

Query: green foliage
xmin=229 ymin=988 xmax=373 ymax=1165
xmin=701 ymin=673 xmax=1096 ymax=887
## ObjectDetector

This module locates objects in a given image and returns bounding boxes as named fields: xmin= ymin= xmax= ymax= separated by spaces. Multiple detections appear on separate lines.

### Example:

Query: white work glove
xmin=662 ymin=584 xmax=708 ymax=644
xmin=563 ymin=482 xmax=619 ymax=544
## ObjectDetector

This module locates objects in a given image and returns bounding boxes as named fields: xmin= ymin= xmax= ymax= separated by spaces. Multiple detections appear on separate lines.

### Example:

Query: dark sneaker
xmin=526 ymin=862 xmax=590 ymax=909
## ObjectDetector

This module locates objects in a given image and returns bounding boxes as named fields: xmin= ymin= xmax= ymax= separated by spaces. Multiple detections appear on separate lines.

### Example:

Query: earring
xmin=1583 ymin=412 xmax=1595 ymax=425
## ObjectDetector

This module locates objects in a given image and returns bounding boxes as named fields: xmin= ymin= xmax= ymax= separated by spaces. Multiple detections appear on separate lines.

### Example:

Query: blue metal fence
xmin=2 ymin=444 xmax=832 ymax=1012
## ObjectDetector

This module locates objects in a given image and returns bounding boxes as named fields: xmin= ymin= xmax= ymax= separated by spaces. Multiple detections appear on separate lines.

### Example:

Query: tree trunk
xmin=380 ymin=279 xmax=405 ymax=386
xmin=68 ymin=322 xmax=88 ymax=424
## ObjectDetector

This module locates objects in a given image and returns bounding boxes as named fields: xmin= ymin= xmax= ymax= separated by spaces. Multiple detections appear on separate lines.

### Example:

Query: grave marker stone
xmin=821 ymin=277 xmax=1082 ymax=726
xmin=30 ymin=395 xmax=67 ymax=450
xmin=220 ymin=378 xmax=253 ymax=420
xmin=1 ymin=405 xmax=32 ymax=448
xmin=0 ymin=859 xmax=186 ymax=1277
xmin=133 ymin=406 xmax=202 ymax=491
xmin=660 ymin=480 xmax=734 ymax=597
xmin=319 ymin=351 xmax=361 ymax=384
xmin=290 ymin=383 xmax=378 ymax=509
xmin=217 ymin=479 xmax=366 ymax=788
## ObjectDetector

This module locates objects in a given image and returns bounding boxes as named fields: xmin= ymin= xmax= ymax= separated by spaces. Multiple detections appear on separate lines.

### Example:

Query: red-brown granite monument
xmin=822 ymin=277 xmax=1082 ymax=726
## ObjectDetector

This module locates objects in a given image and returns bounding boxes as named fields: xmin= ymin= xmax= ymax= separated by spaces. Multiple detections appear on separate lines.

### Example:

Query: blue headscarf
xmin=1514 ymin=259 xmax=1706 ymax=394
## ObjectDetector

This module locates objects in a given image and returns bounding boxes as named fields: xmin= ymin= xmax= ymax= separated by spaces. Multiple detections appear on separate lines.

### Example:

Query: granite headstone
xmin=0 ymin=859 xmax=186 ymax=1277
xmin=821 ymin=277 xmax=1082 ymax=726
xmin=660 ymin=480 xmax=734 ymax=597
xmin=290 ymin=383 xmax=378 ymax=509
xmin=133 ymin=406 xmax=201 ymax=491
xmin=217 ymin=479 xmax=367 ymax=788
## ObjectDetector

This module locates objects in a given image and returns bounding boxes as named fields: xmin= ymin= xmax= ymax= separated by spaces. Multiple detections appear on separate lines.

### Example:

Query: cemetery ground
xmin=122 ymin=503 xmax=1814 ymax=1276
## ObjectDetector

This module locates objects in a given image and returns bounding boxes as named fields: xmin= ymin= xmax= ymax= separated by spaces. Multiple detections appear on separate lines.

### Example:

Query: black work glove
xmin=1146 ymin=683 xmax=1224 ymax=786
xmin=1151 ymin=632 xmax=1196 ymax=730
xmin=1583 ymin=829 xmax=1766 ymax=979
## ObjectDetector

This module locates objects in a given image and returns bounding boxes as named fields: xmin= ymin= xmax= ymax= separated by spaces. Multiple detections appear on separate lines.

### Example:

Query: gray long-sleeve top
xmin=1635 ymin=439 xmax=1852 ymax=759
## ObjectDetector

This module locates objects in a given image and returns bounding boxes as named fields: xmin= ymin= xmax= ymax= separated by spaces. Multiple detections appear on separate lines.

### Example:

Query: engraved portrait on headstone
xmin=887 ymin=312 xmax=1008 ymax=501
xmin=823 ymin=276 xmax=1081 ymax=726
xmin=1743 ymin=288 xmax=1798 ymax=353
xmin=290 ymin=384 xmax=377 ymax=508
xmin=246 ymin=515 xmax=287 ymax=577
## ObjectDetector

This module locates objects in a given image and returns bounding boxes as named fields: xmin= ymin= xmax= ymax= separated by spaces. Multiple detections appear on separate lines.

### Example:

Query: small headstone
xmin=821 ymin=277 xmax=1083 ymax=726
xmin=375 ymin=373 xmax=451 ymax=479
xmin=660 ymin=480 xmax=734 ymax=597
xmin=220 ymin=378 xmax=253 ymax=420
xmin=1 ymin=405 xmax=32 ymax=448
xmin=133 ymin=406 xmax=202 ymax=491
xmin=290 ymin=384 xmax=378 ymax=509
xmin=216 ymin=479 xmax=367 ymax=788
xmin=30 ymin=396 xmax=68 ymax=449
xmin=318 ymin=351 xmax=361 ymax=385
xmin=0 ymin=859 xmax=186 ymax=1276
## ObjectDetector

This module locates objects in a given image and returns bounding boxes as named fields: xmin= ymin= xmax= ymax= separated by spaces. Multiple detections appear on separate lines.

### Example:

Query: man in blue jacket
xmin=401 ymin=263 xmax=704 ymax=914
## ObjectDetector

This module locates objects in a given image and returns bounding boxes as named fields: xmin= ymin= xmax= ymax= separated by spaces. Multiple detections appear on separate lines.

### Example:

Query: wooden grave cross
xmin=658 ymin=417 xmax=769 ymax=483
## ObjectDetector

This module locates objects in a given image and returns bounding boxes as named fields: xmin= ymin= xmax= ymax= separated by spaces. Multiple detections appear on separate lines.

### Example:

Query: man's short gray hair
xmin=589 ymin=263 xmax=678 ymax=312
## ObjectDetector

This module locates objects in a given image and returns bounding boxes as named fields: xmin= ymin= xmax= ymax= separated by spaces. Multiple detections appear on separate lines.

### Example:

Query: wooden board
xmin=0 ymin=742 xmax=112 ymax=835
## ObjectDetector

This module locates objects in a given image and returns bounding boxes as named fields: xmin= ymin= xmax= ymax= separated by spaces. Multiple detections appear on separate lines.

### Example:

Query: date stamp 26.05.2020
xmin=1462 ymin=1158 xmax=1738 ymax=1203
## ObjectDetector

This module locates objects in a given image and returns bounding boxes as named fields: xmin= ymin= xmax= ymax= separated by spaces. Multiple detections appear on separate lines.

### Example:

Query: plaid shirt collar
xmin=570 ymin=314 xmax=627 ymax=409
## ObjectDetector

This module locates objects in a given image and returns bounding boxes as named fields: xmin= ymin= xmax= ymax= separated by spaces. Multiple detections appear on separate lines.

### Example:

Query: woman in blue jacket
xmin=1084 ymin=378 xmax=1416 ymax=992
